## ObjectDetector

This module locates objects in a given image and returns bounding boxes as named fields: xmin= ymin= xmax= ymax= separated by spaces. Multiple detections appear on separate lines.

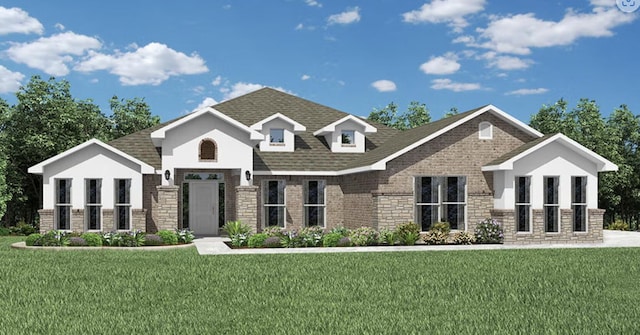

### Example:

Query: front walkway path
xmin=193 ymin=230 xmax=640 ymax=255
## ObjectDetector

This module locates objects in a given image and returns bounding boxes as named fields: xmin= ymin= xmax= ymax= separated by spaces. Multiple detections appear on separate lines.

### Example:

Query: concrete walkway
xmin=193 ymin=230 xmax=640 ymax=255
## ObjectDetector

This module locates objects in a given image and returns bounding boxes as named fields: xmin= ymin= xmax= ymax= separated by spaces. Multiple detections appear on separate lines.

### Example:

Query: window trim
xmin=55 ymin=178 xmax=72 ymax=231
xmin=262 ymin=179 xmax=286 ymax=228
xmin=571 ymin=176 xmax=588 ymax=233
xmin=303 ymin=180 xmax=326 ymax=228
xmin=479 ymin=121 xmax=493 ymax=139
xmin=543 ymin=176 xmax=560 ymax=233
xmin=515 ymin=176 xmax=532 ymax=233
xmin=114 ymin=179 xmax=132 ymax=231
xmin=85 ymin=178 xmax=102 ymax=231
xmin=415 ymin=176 xmax=467 ymax=232
xmin=341 ymin=130 xmax=356 ymax=146
xmin=198 ymin=138 xmax=217 ymax=161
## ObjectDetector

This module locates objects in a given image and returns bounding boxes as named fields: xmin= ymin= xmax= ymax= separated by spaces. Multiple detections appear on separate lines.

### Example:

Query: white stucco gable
xmin=313 ymin=115 xmax=377 ymax=153
xmin=251 ymin=113 xmax=306 ymax=152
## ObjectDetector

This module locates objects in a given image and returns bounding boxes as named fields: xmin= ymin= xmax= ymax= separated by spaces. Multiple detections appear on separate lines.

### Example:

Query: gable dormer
xmin=313 ymin=115 xmax=377 ymax=153
xmin=251 ymin=113 xmax=306 ymax=152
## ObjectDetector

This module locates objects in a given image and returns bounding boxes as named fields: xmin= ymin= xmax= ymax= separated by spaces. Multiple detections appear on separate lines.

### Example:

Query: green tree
xmin=0 ymin=98 xmax=11 ymax=225
xmin=444 ymin=107 xmax=459 ymax=118
xmin=529 ymin=98 xmax=568 ymax=134
xmin=109 ymin=95 xmax=160 ymax=140
xmin=368 ymin=101 xmax=431 ymax=130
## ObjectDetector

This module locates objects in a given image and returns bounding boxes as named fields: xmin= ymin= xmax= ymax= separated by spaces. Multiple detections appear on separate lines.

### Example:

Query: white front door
xmin=189 ymin=182 xmax=219 ymax=235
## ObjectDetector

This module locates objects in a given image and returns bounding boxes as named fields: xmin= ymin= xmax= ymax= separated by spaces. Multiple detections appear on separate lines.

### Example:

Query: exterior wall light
xmin=164 ymin=169 xmax=171 ymax=181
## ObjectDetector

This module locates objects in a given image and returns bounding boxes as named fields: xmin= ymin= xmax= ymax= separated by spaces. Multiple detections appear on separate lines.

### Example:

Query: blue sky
xmin=0 ymin=0 xmax=638 ymax=123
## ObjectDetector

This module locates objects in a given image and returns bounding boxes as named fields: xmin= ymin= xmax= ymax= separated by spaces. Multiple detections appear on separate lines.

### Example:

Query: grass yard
xmin=1 ymin=237 xmax=639 ymax=334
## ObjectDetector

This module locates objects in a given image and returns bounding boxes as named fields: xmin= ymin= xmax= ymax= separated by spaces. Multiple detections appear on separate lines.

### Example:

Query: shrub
xmin=248 ymin=233 xmax=268 ymax=248
xmin=69 ymin=237 xmax=88 ymax=246
xmin=13 ymin=222 xmax=37 ymax=236
xmin=262 ymin=225 xmax=285 ymax=237
xmin=400 ymin=231 xmax=421 ymax=246
xmin=176 ymin=229 xmax=195 ymax=244
xmin=607 ymin=220 xmax=629 ymax=231
xmin=350 ymin=227 xmax=379 ymax=246
xmin=263 ymin=236 xmax=282 ymax=248
xmin=281 ymin=230 xmax=303 ymax=248
xmin=39 ymin=230 xmax=69 ymax=246
xmin=474 ymin=218 xmax=504 ymax=244
xmin=322 ymin=232 xmax=343 ymax=247
xmin=396 ymin=222 xmax=420 ymax=246
xmin=337 ymin=236 xmax=352 ymax=247
xmin=144 ymin=234 xmax=164 ymax=246
xmin=101 ymin=231 xmax=118 ymax=246
xmin=120 ymin=230 xmax=145 ymax=247
xmin=299 ymin=226 xmax=324 ymax=247
xmin=431 ymin=222 xmax=451 ymax=234
xmin=157 ymin=230 xmax=179 ymax=245
xmin=423 ymin=230 xmax=448 ymax=245
xmin=451 ymin=231 xmax=476 ymax=245
xmin=81 ymin=233 xmax=103 ymax=247
xmin=330 ymin=226 xmax=350 ymax=237
xmin=222 ymin=221 xmax=251 ymax=236
xmin=0 ymin=227 xmax=11 ymax=236
xmin=25 ymin=233 xmax=42 ymax=246
xmin=378 ymin=228 xmax=398 ymax=245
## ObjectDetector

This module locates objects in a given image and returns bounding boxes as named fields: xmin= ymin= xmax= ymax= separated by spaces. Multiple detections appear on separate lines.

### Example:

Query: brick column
xmin=38 ymin=209 xmax=54 ymax=233
xmin=71 ymin=208 xmax=84 ymax=232
xmin=152 ymin=185 xmax=179 ymax=231
xmin=102 ymin=209 xmax=114 ymax=232
xmin=236 ymin=186 xmax=258 ymax=233
xmin=588 ymin=209 xmax=605 ymax=242
xmin=132 ymin=209 xmax=147 ymax=232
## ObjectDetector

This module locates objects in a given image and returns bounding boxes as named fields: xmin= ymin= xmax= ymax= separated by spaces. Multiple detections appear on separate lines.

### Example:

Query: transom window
xmin=304 ymin=180 xmax=325 ymax=227
xmin=85 ymin=179 xmax=102 ymax=230
xmin=115 ymin=179 xmax=131 ymax=230
xmin=572 ymin=176 xmax=587 ymax=232
xmin=544 ymin=176 xmax=559 ymax=233
xmin=270 ymin=129 xmax=285 ymax=144
xmin=263 ymin=180 xmax=285 ymax=228
xmin=415 ymin=176 xmax=466 ymax=231
xmin=515 ymin=176 xmax=531 ymax=232
xmin=479 ymin=121 xmax=493 ymax=139
xmin=199 ymin=139 xmax=217 ymax=160
xmin=55 ymin=179 xmax=72 ymax=230
xmin=341 ymin=130 xmax=355 ymax=145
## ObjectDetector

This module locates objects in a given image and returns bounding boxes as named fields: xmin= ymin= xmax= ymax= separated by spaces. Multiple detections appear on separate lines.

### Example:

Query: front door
xmin=189 ymin=181 xmax=219 ymax=235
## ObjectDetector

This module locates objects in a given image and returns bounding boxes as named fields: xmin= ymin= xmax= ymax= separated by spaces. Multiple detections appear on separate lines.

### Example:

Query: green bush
xmin=222 ymin=221 xmax=251 ymax=236
xmin=25 ymin=233 xmax=42 ymax=246
xmin=451 ymin=231 xmax=475 ymax=245
xmin=81 ymin=233 xmax=103 ymax=247
xmin=322 ymin=232 xmax=343 ymax=247
xmin=263 ymin=236 xmax=282 ymax=248
xmin=157 ymin=230 xmax=179 ymax=245
xmin=337 ymin=236 xmax=352 ymax=247
xmin=69 ymin=237 xmax=88 ymax=246
xmin=119 ymin=231 xmax=145 ymax=247
xmin=378 ymin=228 xmax=398 ymax=245
xmin=350 ymin=227 xmax=379 ymax=246
xmin=13 ymin=222 xmax=37 ymax=236
xmin=144 ymin=234 xmax=164 ymax=246
xmin=299 ymin=226 xmax=324 ymax=247
xmin=400 ymin=231 xmax=420 ymax=246
xmin=607 ymin=220 xmax=629 ymax=231
xmin=396 ymin=222 xmax=420 ymax=245
xmin=474 ymin=218 xmax=504 ymax=244
xmin=423 ymin=230 xmax=448 ymax=245
xmin=248 ymin=233 xmax=268 ymax=248
xmin=431 ymin=222 xmax=451 ymax=234
xmin=262 ymin=225 xmax=285 ymax=237
xmin=329 ymin=226 xmax=350 ymax=237
xmin=0 ymin=227 xmax=11 ymax=236
xmin=38 ymin=230 xmax=69 ymax=246
xmin=281 ymin=230 xmax=302 ymax=248
xmin=176 ymin=229 xmax=195 ymax=244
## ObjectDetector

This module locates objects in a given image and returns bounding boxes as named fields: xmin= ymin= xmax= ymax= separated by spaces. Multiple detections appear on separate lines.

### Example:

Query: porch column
xmin=236 ymin=185 xmax=258 ymax=233
xmin=152 ymin=185 xmax=179 ymax=232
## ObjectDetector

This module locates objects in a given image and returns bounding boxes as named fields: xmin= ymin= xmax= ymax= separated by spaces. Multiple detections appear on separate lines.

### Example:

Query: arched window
xmin=479 ymin=121 xmax=493 ymax=139
xmin=199 ymin=139 xmax=217 ymax=161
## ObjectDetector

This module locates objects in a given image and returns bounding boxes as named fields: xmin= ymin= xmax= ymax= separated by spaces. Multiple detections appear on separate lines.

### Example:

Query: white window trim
xmin=415 ymin=176 xmax=467 ymax=232
xmin=263 ymin=179 xmax=286 ymax=228
xmin=303 ymin=180 xmax=326 ymax=228
xmin=55 ymin=178 xmax=72 ymax=231
xmin=543 ymin=176 xmax=560 ymax=234
xmin=114 ymin=179 xmax=132 ymax=231
xmin=85 ymin=178 xmax=102 ymax=231
xmin=341 ymin=130 xmax=356 ymax=146
xmin=515 ymin=176 xmax=532 ymax=234
xmin=571 ymin=176 xmax=588 ymax=233
xmin=479 ymin=121 xmax=493 ymax=139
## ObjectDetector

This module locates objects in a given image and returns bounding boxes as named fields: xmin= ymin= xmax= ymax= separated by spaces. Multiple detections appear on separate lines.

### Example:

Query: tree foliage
xmin=368 ymin=101 xmax=431 ymax=130
xmin=109 ymin=95 xmax=160 ymax=140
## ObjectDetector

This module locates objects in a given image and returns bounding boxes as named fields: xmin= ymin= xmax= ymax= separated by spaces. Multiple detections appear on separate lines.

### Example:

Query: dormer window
xmin=341 ymin=130 xmax=355 ymax=146
xmin=270 ymin=129 xmax=285 ymax=145
xmin=314 ymin=115 xmax=377 ymax=153
xmin=199 ymin=139 xmax=217 ymax=161
xmin=479 ymin=121 xmax=493 ymax=139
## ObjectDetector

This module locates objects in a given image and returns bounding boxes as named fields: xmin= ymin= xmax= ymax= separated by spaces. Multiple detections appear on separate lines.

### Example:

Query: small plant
xmin=248 ymin=233 xmax=268 ymax=248
xmin=431 ymin=222 xmax=451 ymax=234
xmin=322 ymin=232 xmax=343 ymax=247
xmin=39 ymin=230 xmax=69 ymax=246
xmin=81 ymin=233 xmax=103 ymax=247
xmin=157 ymin=230 xmax=179 ymax=245
xmin=176 ymin=229 xmax=195 ymax=244
xmin=330 ymin=226 xmax=350 ymax=237
xmin=281 ymin=230 xmax=302 ymax=248
xmin=396 ymin=222 xmax=420 ymax=245
xmin=263 ymin=236 xmax=282 ymax=248
xmin=350 ymin=227 xmax=379 ymax=246
xmin=400 ymin=231 xmax=421 ymax=246
xmin=120 ymin=230 xmax=145 ymax=247
xmin=222 ymin=220 xmax=251 ymax=236
xmin=378 ymin=228 xmax=398 ymax=245
xmin=69 ymin=237 xmax=88 ymax=246
xmin=299 ymin=226 xmax=324 ymax=247
xmin=423 ymin=230 xmax=448 ymax=245
xmin=337 ymin=236 xmax=352 ymax=247
xmin=0 ymin=227 xmax=11 ymax=236
xmin=474 ymin=218 xmax=504 ymax=244
xmin=262 ymin=225 xmax=285 ymax=237
xmin=11 ymin=222 xmax=37 ymax=236
xmin=451 ymin=231 xmax=475 ymax=245
xmin=25 ymin=233 xmax=42 ymax=246
xmin=606 ymin=220 xmax=629 ymax=231
xmin=144 ymin=234 xmax=164 ymax=246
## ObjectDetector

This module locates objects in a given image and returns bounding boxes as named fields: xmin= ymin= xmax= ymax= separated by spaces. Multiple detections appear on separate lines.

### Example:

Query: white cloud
xmin=0 ymin=6 xmax=44 ymax=35
xmin=0 ymin=66 xmax=24 ymax=93
xmin=479 ymin=52 xmax=533 ymax=70
xmin=452 ymin=35 xmax=474 ymax=44
xmin=301 ymin=74 xmax=311 ymax=80
xmin=6 ymin=31 xmax=101 ymax=76
xmin=76 ymin=42 xmax=208 ymax=85
xmin=506 ymin=88 xmax=548 ymax=95
xmin=54 ymin=23 xmax=65 ymax=31
xmin=327 ymin=7 xmax=360 ymax=25
xmin=220 ymin=82 xmax=292 ymax=101
xmin=194 ymin=97 xmax=218 ymax=111
xmin=402 ymin=0 xmax=486 ymax=32
xmin=420 ymin=53 xmax=461 ymax=75
xmin=305 ymin=0 xmax=322 ymax=7
xmin=295 ymin=23 xmax=304 ymax=30
xmin=477 ymin=6 xmax=636 ymax=55
xmin=371 ymin=80 xmax=397 ymax=92
xmin=211 ymin=75 xmax=222 ymax=86
xmin=430 ymin=78 xmax=481 ymax=92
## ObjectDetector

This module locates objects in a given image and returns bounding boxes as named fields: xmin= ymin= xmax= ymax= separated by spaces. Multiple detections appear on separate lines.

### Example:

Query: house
xmin=28 ymin=88 xmax=617 ymax=244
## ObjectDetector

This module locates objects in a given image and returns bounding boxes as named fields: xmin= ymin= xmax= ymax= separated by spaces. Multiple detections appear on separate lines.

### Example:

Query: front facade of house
xmin=28 ymin=88 xmax=617 ymax=244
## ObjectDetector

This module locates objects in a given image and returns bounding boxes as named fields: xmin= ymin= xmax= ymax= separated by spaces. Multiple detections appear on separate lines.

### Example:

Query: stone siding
xmin=372 ymin=192 xmax=413 ymax=230
xmin=467 ymin=194 xmax=493 ymax=232
xmin=236 ymin=185 xmax=258 ymax=233
xmin=102 ymin=209 xmax=114 ymax=231
xmin=71 ymin=209 xmax=84 ymax=232
xmin=38 ymin=209 xmax=54 ymax=233
xmin=132 ymin=209 xmax=147 ymax=232
xmin=152 ymin=185 xmax=179 ymax=231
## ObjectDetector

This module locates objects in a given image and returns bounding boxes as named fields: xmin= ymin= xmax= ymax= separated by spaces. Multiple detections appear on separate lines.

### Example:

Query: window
xmin=304 ymin=180 xmax=325 ymax=227
xmin=341 ymin=130 xmax=355 ymax=145
xmin=263 ymin=180 xmax=285 ymax=227
xmin=415 ymin=176 xmax=466 ymax=231
xmin=479 ymin=121 xmax=493 ymax=139
xmin=55 ymin=179 xmax=72 ymax=230
xmin=199 ymin=139 xmax=217 ymax=160
xmin=544 ymin=176 xmax=559 ymax=232
xmin=572 ymin=176 xmax=587 ymax=232
xmin=115 ymin=179 xmax=131 ymax=230
xmin=269 ymin=129 xmax=284 ymax=144
xmin=85 ymin=179 xmax=102 ymax=230
xmin=515 ymin=176 xmax=531 ymax=232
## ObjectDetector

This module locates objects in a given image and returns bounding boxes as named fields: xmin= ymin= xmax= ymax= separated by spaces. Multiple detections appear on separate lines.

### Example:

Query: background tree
xmin=368 ymin=101 xmax=431 ymax=130
xmin=0 ymin=99 xmax=11 ymax=224
xmin=109 ymin=95 xmax=160 ymax=140
xmin=444 ymin=107 xmax=459 ymax=118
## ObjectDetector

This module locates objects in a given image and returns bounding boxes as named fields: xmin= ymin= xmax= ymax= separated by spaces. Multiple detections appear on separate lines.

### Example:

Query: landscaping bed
xmin=21 ymin=229 xmax=195 ymax=248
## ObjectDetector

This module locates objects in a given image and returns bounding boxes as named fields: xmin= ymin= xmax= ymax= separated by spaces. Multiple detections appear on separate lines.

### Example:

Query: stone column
xmin=236 ymin=185 xmax=258 ymax=233
xmin=71 ymin=209 xmax=85 ymax=232
xmin=491 ymin=209 xmax=516 ymax=244
xmin=588 ymin=209 xmax=605 ymax=242
xmin=152 ymin=185 xmax=179 ymax=232
xmin=132 ymin=209 xmax=147 ymax=232
xmin=102 ymin=209 xmax=114 ymax=232
xmin=38 ymin=209 xmax=54 ymax=233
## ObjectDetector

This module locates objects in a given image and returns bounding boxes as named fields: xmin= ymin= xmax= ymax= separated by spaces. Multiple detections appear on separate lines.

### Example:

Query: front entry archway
xmin=189 ymin=181 xmax=219 ymax=235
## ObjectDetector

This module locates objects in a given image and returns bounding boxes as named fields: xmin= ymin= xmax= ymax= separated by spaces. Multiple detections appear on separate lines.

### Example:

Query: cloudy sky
xmin=0 ymin=0 xmax=638 ymax=122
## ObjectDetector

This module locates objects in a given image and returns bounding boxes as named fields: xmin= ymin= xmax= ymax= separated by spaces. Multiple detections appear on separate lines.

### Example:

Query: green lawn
xmin=1 ymin=236 xmax=639 ymax=334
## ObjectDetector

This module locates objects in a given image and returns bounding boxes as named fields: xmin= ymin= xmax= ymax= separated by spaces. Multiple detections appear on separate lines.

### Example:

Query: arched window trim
xmin=479 ymin=121 xmax=493 ymax=140
xmin=199 ymin=138 xmax=217 ymax=161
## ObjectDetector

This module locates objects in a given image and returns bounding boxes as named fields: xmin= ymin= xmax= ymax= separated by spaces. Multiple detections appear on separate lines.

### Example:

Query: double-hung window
xmin=415 ymin=176 xmax=466 ymax=231
xmin=55 ymin=179 xmax=72 ymax=230
xmin=515 ymin=176 xmax=531 ymax=232
xmin=263 ymin=180 xmax=285 ymax=227
xmin=304 ymin=180 xmax=325 ymax=227
xmin=85 ymin=179 xmax=102 ymax=230
xmin=115 ymin=179 xmax=131 ymax=230
xmin=544 ymin=176 xmax=559 ymax=232
xmin=572 ymin=176 xmax=587 ymax=232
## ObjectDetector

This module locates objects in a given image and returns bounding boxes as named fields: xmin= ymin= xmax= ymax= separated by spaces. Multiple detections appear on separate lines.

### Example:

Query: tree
xmin=0 ymin=99 xmax=11 ymax=225
xmin=109 ymin=96 xmax=160 ymax=140
xmin=368 ymin=101 xmax=431 ymax=130
xmin=444 ymin=107 xmax=459 ymax=118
